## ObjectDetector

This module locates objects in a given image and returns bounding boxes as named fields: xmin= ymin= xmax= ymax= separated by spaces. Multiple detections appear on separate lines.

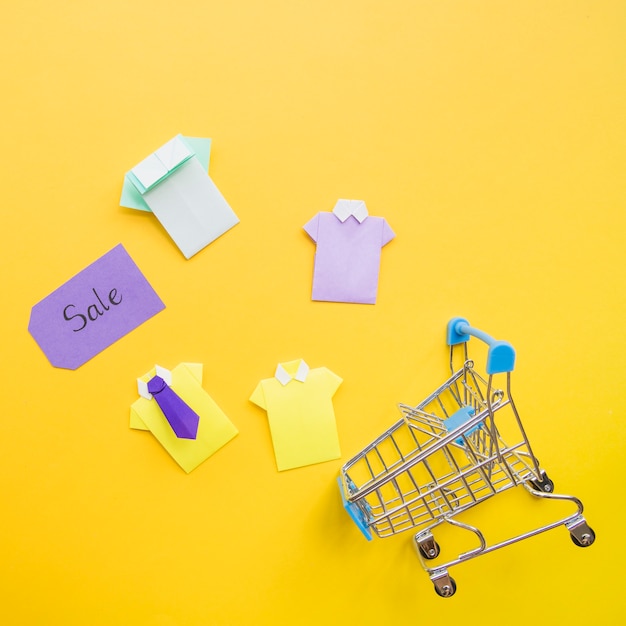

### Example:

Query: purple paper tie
xmin=147 ymin=375 xmax=200 ymax=440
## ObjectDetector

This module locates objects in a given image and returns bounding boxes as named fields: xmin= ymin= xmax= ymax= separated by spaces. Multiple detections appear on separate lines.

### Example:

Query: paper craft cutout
xmin=138 ymin=365 xmax=200 ymax=439
xmin=129 ymin=136 xmax=193 ymax=192
xmin=131 ymin=363 xmax=238 ymax=473
xmin=250 ymin=359 xmax=342 ymax=471
xmin=28 ymin=244 xmax=165 ymax=370
xmin=121 ymin=135 xmax=239 ymax=259
xmin=303 ymin=199 xmax=395 ymax=304
xmin=120 ymin=137 xmax=212 ymax=212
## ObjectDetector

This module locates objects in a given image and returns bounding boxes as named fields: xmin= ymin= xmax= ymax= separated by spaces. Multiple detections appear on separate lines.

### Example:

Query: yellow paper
xmin=130 ymin=363 xmax=238 ymax=473
xmin=250 ymin=359 xmax=342 ymax=471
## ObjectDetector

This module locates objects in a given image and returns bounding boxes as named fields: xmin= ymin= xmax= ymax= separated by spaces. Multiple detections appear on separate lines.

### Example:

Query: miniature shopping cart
xmin=338 ymin=317 xmax=595 ymax=597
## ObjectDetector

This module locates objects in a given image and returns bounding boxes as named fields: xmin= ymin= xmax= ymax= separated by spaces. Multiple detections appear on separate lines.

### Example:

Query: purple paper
xmin=28 ymin=244 xmax=165 ymax=369
xmin=147 ymin=375 xmax=200 ymax=439
xmin=303 ymin=212 xmax=395 ymax=304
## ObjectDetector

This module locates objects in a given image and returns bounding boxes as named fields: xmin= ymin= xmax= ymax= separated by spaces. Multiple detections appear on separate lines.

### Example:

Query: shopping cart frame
xmin=338 ymin=317 xmax=595 ymax=597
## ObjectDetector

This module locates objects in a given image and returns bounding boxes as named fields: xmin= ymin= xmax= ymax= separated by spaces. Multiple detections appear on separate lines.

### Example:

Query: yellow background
xmin=1 ymin=1 xmax=624 ymax=624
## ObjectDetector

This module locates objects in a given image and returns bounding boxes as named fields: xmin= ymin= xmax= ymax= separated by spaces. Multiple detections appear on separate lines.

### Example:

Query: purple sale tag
xmin=28 ymin=244 xmax=165 ymax=370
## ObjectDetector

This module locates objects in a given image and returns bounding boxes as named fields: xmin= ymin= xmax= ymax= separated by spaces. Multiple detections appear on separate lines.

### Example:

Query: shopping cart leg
xmin=523 ymin=482 xmax=596 ymax=549
xmin=414 ymin=531 xmax=441 ymax=560
xmin=430 ymin=569 xmax=457 ymax=598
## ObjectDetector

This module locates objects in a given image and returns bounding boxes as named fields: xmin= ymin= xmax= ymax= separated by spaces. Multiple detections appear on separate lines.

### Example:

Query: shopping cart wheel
xmin=432 ymin=572 xmax=457 ymax=598
xmin=415 ymin=534 xmax=441 ymax=560
xmin=570 ymin=524 xmax=596 ymax=548
xmin=528 ymin=470 xmax=554 ymax=493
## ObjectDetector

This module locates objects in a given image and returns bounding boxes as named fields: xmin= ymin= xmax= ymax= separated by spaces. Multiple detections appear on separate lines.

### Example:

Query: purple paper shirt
xmin=303 ymin=212 xmax=395 ymax=304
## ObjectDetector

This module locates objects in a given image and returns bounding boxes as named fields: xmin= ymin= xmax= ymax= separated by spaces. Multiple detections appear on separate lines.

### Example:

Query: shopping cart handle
xmin=447 ymin=317 xmax=516 ymax=374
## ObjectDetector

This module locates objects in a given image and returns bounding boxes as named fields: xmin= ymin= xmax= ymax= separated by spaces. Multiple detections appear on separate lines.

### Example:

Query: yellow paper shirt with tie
xmin=250 ymin=359 xmax=342 ymax=471
xmin=130 ymin=363 xmax=238 ymax=473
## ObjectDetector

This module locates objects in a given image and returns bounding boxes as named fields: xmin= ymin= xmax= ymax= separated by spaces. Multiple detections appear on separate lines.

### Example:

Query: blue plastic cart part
xmin=338 ymin=476 xmax=373 ymax=541
xmin=443 ymin=406 xmax=481 ymax=445
xmin=447 ymin=317 xmax=516 ymax=375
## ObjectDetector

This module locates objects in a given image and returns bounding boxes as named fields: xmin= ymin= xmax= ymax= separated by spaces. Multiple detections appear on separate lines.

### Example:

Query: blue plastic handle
xmin=337 ymin=477 xmax=372 ymax=541
xmin=447 ymin=317 xmax=516 ymax=374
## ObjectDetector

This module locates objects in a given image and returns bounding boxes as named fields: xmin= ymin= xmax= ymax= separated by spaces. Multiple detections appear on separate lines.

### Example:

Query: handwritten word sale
xmin=63 ymin=287 xmax=122 ymax=332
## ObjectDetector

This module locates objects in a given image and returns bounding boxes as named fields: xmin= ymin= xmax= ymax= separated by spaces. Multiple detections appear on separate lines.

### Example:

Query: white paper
xmin=154 ymin=136 xmax=192 ymax=170
xmin=142 ymin=158 xmax=240 ymax=259
xmin=131 ymin=154 xmax=169 ymax=190
xmin=332 ymin=199 xmax=368 ymax=223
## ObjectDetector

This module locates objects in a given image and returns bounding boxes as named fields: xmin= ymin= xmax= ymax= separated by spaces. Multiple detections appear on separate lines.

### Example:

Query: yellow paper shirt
xmin=250 ymin=360 xmax=342 ymax=471
xmin=130 ymin=363 xmax=238 ymax=473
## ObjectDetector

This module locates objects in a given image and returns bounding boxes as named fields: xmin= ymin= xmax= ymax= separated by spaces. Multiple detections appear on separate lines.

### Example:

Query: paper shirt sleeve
xmin=130 ymin=405 xmax=149 ymax=431
xmin=322 ymin=368 xmax=343 ymax=397
xmin=181 ymin=363 xmax=203 ymax=384
xmin=381 ymin=219 xmax=395 ymax=247
xmin=303 ymin=213 xmax=321 ymax=243
xmin=249 ymin=381 xmax=268 ymax=410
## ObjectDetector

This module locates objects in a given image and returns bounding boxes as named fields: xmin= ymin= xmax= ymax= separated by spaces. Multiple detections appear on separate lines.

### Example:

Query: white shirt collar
xmin=137 ymin=364 xmax=172 ymax=400
xmin=130 ymin=136 xmax=193 ymax=190
xmin=332 ymin=199 xmax=368 ymax=223
xmin=275 ymin=359 xmax=310 ymax=386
